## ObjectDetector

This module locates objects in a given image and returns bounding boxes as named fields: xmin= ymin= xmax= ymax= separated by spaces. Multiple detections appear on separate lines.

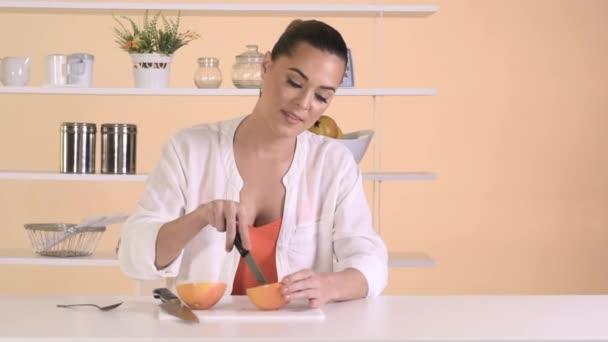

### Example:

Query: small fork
xmin=57 ymin=302 xmax=123 ymax=311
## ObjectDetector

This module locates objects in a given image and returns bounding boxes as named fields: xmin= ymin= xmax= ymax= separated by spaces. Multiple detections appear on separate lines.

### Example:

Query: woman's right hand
xmin=198 ymin=200 xmax=252 ymax=252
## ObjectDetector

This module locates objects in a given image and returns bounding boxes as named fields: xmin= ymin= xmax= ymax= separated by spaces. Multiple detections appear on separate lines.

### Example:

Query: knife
xmin=153 ymin=288 xmax=199 ymax=323
xmin=234 ymin=232 xmax=268 ymax=285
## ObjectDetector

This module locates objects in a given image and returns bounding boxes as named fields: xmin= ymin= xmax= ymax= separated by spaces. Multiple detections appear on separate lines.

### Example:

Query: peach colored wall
xmin=1 ymin=0 xmax=607 ymax=295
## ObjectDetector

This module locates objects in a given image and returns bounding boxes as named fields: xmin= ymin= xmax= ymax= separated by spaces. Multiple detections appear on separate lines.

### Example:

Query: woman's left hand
xmin=280 ymin=269 xmax=335 ymax=308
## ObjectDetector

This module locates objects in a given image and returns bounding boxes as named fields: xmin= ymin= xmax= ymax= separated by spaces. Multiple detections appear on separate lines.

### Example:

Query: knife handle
xmin=153 ymin=288 xmax=179 ymax=303
xmin=234 ymin=232 xmax=249 ymax=257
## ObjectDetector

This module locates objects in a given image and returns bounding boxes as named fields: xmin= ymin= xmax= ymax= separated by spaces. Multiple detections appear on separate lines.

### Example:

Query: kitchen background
xmin=1 ymin=0 xmax=607 ymax=295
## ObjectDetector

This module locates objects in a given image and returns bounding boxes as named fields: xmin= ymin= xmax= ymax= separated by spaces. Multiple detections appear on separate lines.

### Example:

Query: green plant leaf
xmin=111 ymin=10 xmax=198 ymax=55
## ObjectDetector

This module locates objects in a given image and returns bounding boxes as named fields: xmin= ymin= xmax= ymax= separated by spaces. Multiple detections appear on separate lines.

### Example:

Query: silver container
xmin=60 ymin=122 xmax=96 ymax=173
xmin=101 ymin=123 xmax=137 ymax=174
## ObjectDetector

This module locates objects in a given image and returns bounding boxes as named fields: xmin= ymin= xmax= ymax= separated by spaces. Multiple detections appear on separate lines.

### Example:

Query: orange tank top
xmin=231 ymin=217 xmax=282 ymax=295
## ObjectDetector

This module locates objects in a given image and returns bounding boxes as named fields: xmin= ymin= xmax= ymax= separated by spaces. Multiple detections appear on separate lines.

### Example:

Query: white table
xmin=0 ymin=295 xmax=606 ymax=341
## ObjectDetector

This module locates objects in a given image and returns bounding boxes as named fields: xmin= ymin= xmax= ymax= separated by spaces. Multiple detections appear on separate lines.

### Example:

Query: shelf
xmin=388 ymin=252 xmax=435 ymax=268
xmin=0 ymin=87 xmax=437 ymax=97
xmin=363 ymin=172 xmax=436 ymax=181
xmin=0 ymin=172 xmax=148 ymax=182
xmin=0 ymin=250 xmax=118 ymax=266
xmin=0 ymin=250 xmax=433 ymax=267
xmin=0 ymin=2 xmax=439 ymax=16
xmin=0 ymin=171 xmax=436 ymax=182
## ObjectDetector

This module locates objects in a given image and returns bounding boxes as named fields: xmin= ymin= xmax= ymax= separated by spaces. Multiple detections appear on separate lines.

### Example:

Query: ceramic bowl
xmin=334 ymin=129 xmax=374 ymax=163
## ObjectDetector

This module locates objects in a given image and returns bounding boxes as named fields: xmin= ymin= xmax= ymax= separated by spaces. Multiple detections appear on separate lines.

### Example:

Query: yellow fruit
xmin=308 ymin=115 xmax=341 ymax=139
xmin=336 ymin=126 xmax=344 ymax=139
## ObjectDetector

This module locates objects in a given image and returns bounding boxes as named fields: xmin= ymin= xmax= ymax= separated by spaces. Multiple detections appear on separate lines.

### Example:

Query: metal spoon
xmin=57 ymin=302 xmax=123 ymax=311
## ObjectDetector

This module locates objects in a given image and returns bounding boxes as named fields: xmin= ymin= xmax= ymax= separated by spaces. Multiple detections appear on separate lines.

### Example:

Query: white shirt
xmin=118 ymin=116 xmax=388 ymax=296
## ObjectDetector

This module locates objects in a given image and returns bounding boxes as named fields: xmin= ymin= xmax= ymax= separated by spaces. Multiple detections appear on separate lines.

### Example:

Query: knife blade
xmin=234 ymin=232 xmax=268 ymax=285
xmin=153 ymin=288 xmax=199 ymax=323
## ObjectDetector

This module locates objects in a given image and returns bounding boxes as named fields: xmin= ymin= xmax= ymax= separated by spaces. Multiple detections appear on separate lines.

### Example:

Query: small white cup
xmin=46 ymin=54 xmax=68 ymax=86
xmin=0 ymin=56 xmax=31 ymax=86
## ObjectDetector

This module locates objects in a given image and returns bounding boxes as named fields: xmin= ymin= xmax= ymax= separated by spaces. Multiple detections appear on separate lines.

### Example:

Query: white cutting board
xmin=158 ymin=296 xmax=325 ymax=321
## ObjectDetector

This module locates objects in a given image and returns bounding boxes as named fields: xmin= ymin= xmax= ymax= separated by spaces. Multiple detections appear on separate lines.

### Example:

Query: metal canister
xmin=101 ymin=124 xmax=137 ymax=174
xmin=60 ymin=122 xmax=96 ymax=174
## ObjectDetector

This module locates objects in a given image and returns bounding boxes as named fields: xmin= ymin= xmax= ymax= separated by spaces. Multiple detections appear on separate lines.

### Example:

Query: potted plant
xmin=113 ymin=11 xmax=199 ymax=88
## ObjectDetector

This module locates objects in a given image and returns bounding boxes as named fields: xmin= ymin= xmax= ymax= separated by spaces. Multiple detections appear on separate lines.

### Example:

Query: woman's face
xmin=258 ymin=42 xmax=346 ymax=137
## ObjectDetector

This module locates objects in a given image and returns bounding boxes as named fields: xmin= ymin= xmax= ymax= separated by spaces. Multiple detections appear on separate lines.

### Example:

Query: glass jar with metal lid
xmin=231 ymin=45 xmax=263 ymax=88
xmin=194 ymin=57 xmax=222 ymax=88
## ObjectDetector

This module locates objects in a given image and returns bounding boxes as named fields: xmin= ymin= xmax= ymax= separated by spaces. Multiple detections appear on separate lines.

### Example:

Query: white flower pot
xmin=129 ymin=53 xmax=173 ymax=88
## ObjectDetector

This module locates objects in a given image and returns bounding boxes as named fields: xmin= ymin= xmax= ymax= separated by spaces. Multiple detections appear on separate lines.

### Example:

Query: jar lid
xmin=235 ymin=45 xmax=263 ymax=64
xmin=67 ymin=53 xmax=95 ymax=61
xmin=197 ymin=57 xmax=219 ymax=67
xmin=101 ymin=123 xmax=137 ymax=134
xmin=61 ymin=122 xmax=96 ymax=133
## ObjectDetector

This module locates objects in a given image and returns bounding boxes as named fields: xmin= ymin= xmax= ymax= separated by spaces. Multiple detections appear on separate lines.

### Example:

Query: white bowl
xmin=334 ymin=129 xmax=374 ymax=163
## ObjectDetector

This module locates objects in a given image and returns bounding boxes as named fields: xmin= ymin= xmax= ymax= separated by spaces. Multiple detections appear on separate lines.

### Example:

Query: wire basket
xmin=24 ymin=223 xmax=106 ymax=257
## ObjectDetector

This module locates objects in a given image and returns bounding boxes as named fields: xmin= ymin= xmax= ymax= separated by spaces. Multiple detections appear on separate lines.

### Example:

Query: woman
xmin=118 ymin=19 xmax=388 ymax=308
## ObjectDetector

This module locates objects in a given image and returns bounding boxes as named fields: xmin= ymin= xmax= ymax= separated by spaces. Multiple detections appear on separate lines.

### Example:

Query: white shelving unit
xmin=0 ymin=1 xmax=438 ymax=270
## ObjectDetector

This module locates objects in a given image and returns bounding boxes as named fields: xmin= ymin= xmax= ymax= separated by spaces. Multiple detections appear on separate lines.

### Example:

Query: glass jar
xmin=194 ymin=57 xmax=222 ymax=88
xmin=66 ymin=53 xmax=94 ymax=87
xmin=231 ymin=45 xmax=263 ymax=88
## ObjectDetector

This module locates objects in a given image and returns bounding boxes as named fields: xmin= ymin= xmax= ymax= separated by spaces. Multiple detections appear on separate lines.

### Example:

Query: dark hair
xmin=271 ymin=19 xmax=348 ymax=66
